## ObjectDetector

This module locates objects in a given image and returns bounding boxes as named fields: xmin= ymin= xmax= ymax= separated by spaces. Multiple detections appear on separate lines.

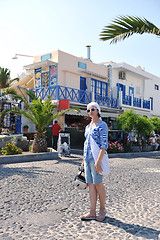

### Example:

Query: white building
xmin=103 ymin=61 xmax=160 ymax=117
xmin=7 ymin=48 xmax=160 ymax=136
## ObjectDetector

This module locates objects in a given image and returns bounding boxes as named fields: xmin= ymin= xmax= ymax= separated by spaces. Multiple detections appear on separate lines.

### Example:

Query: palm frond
xmin=25 ymin=89 xmax=38 ymax=101
xmin=8 ymin=77 xmax=19 ymax=85
xmin=2 ymin=88 xmax=28 ymax=105
xmin=0 ymin=67 xmax=10 ymax=88
xmin=100 ymin=15 xmax=160 ymax=44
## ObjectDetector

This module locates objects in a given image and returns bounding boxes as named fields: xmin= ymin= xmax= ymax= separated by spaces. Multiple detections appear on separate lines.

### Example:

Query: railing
xmin=133 ymin=97 xmax=141 ymax=108
xmin=32 ymin=85 xmax=118 ymax=109
xmin=121 ymin=95 xmax=150 ymax=110
xmin=95 ymin=94 xmax=118 ymax=108
xmin=32 ymin=86 xmax=151 ymax=110
xmin=122 ymin=95 xmax=131 ymax=105
xmin=33 ymin=85 xmax=92 ymax=103
xmin=143 ymin=99 xmax=150 ymax=109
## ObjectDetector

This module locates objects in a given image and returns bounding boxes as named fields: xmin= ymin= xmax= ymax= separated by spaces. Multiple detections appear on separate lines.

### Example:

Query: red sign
xmin=59 ymin=99 xmax=69 ymax=110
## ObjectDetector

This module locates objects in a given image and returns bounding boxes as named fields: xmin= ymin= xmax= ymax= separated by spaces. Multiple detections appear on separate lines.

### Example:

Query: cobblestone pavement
xmin=0 ymin=155 xmax=160 ymax=240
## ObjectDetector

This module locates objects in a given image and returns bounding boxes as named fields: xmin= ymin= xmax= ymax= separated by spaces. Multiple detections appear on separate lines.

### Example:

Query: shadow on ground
xmin=102 ymin=216 xmax=160 ymax=239
xmin=0 ymin=165 xmax=55 ymax=180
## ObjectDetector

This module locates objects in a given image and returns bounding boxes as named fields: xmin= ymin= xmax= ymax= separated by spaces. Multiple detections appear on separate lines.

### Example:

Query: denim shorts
xmin=84 ymin=157 xmax=103 ymax=185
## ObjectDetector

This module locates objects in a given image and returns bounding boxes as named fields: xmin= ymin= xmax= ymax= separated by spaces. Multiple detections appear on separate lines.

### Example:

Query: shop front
xmin=65 ymin=112 xmax=89 ymax=149
xmin=0 ymin=101 xmax=21 ymax=134
xmin=64 ymin=110 xmax=121 ymax=149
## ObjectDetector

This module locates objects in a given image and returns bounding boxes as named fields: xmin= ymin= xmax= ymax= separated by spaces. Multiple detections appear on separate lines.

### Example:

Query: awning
xmin=24 ymin=60 xmax=57 ymax=70
xmin=101 ymin=112 xmax=119 ymax=118
xmin=66 ymin=110 xmax=88 ymax=117
xmin=66 ymin=110 xmax=119 ymax=118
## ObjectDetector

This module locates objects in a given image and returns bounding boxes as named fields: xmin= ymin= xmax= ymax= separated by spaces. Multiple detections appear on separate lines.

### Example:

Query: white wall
xmin=21 ymin=102 xmax=36 ymax=132
xmin=57 ymin=50 xmax=108 ymax=90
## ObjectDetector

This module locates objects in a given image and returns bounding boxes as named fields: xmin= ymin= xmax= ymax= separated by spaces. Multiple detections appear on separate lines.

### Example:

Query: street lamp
xmin=12 ymin=53 xmax=34 ymax=60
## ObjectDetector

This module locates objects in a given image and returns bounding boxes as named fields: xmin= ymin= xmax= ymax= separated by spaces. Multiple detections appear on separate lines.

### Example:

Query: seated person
xmin=150 ymin=135 xmax=159 ymax=150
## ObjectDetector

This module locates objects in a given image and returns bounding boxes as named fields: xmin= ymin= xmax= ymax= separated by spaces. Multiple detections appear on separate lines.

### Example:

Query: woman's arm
xmin=94 ymin=148 xmax=105 ymax=174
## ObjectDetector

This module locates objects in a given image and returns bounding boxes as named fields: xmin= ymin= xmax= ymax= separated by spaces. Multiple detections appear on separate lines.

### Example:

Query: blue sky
xmin=0 ymin=0 xmax=160 ymax=78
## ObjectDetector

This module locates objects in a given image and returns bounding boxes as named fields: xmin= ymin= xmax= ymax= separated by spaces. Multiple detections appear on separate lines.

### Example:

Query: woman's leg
xmin=88 ymin=183 xmax=97 ymax=215
xmin=95 ymin=182 xmax=106 ymax=221
xmin=80 ymin=183 xmax=97 ymax=219
xmin=95 ymin=182 xmax=106 ymax=210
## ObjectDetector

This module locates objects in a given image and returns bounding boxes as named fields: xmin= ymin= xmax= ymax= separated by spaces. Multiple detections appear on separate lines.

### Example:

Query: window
xmin=91 ymin=79 xmax=96 ymax=93
xmin=91 ymin=78 xmax=108 ymax=96
xmin=119 ymin=71 xmax=126 ymax=80
xmin=102 ymin=82 xmax=107 ymax=96
xmin=155 ymin=84 xmax=159 ymax=90
xmin=96 ymin=81 xmax=101 ymax=95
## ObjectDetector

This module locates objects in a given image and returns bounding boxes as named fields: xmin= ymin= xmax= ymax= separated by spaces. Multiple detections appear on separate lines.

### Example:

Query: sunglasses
xmin=87 ymin=108 xmax=96 ymax=113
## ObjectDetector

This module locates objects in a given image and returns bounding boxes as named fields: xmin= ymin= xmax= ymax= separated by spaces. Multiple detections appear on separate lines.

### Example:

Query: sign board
xmin=59 ymin=99 xmax=69 ymax=110
xmin=35 ymin=68 xmax=41 ymax=88
xmin=58 ymin=133 xmax=71 ymax=157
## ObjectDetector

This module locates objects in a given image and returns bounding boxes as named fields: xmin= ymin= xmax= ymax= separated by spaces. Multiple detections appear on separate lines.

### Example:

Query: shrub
xmin=107 ymin=141 xmax=123 ymax=154
xmin=1 ymin=141 xmax=22 ymax=155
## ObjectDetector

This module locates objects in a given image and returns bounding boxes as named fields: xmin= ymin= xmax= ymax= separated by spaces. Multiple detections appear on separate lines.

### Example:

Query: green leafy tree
xmin=117 ymin=110 xmax=154 ymax=151
xmin=0 ymin=67 xmax=19 ymax=89
xmin=150 ymin=116 xmax=160 ymax=134
xmin=100 ymin=16 xmax=160 ymax=44
xmin=135 ymin=115 xmax=154 ymax=151
xmin=117 ymin=109 xmax=137 ymax=132
xmin=0 ymin=88 xmax=80 ymax=153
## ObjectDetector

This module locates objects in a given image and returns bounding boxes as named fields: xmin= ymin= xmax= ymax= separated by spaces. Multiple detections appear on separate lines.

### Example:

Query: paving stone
xmin=0 ymin=154 xmax=159 ymax=239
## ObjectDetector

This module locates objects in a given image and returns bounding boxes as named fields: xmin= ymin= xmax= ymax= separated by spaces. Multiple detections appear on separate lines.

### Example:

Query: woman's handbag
xmin=90 ymin=135 xmax=110 ymax=175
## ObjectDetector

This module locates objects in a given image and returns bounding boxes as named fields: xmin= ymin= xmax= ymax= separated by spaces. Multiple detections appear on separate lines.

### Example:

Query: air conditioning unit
xmin=119 ymin=71 xmax=126 ymax=80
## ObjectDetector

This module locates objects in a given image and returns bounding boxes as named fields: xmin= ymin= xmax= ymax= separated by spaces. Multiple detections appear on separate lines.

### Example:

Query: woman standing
xmin=80 ymin=102 xmax=108 ymax=222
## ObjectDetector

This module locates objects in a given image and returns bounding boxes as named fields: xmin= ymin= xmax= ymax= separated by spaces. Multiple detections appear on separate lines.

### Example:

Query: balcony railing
xmin=122 ymin=95 xmax=131 ymax=105
xmin=121 ymin=95 xmax=150 ymax=110
xmin=32 ymin=85 xmax=118 ymax=109
xmin=33 ymin=85 xmax=92 ymax=104
xmin=133 ymin=97 xmax=141 ymax=108
xmin=143 ymin=99 xmax=150 ymax=109
xmin=95 ymin=94 xmax=118 ymax=108
xmin=0 ymin=85 xmax=153 ymax=111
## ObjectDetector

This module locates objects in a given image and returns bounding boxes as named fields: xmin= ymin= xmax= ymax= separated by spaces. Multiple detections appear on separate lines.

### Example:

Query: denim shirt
xmin=83 ymin=121 xmax=108 ymax=160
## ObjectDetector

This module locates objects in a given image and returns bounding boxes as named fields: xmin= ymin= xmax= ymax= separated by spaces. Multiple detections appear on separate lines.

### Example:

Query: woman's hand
xmin=94 ymin=161 xmax=102 ymax=174
xmin=81 ymin=160 xmax=84 ymax=167
xmin=94 ymin=148 xmax=105 ymax=174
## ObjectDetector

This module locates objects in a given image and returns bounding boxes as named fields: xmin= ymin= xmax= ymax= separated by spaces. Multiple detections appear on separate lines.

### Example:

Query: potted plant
xmin=23 ymin=125 xmax=29 ymax=132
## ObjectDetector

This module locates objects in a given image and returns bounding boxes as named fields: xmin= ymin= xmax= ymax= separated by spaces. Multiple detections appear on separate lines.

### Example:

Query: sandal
xmin=96 ymin=209 xmax=107 ymax=222
xmin=80 ymin=213 xmax=96 ymax=221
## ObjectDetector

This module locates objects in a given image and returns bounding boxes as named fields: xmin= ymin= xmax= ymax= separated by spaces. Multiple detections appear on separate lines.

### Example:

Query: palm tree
xmin=0 ymin=87 xmax=80 ymax=153
xmin=100 ymin=16 xmax=160 ymax=44
xmin=0 ymin=67 xmax=19 ymax=89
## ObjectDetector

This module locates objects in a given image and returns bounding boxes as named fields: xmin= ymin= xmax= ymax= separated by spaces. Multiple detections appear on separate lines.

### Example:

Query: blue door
xmin=80 ymin=77 xmax=87 ymax=103
xmin=15 ymin=103 xmax=22 ymax=133
xmin=15 ymin=114 xmax=21 ymax=133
